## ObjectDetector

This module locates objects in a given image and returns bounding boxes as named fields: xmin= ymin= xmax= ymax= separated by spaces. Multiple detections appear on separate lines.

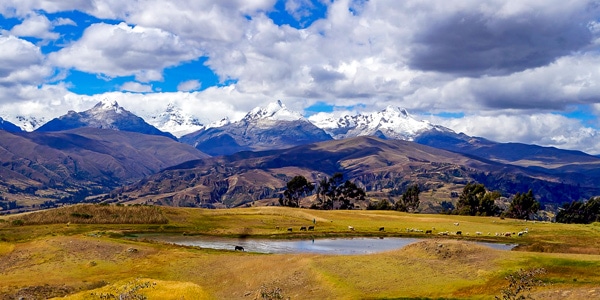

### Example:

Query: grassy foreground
xmin=1 ymin=205 xmax=600 ymax=299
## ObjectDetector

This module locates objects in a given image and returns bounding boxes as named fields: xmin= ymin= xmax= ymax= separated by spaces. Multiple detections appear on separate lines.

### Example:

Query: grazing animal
xmin=475 ymin=231 xmax=482 ymax=236
xmin=456 ymin=231 xmax=462 ymax=235
xmin=348 ymin=226 xmax=355 ymax=231
xmin=425 ymin=230 xmax=432 ymax=234
xmin=308 ymin=226 xmax=314 ymax=231
xmin=454 ymin=222 xmax=460 ymax=226
xmin=234 ymin=246 xmax=244 ymax=251
xmin=505 ymin=232 xmax=512 ymax=237
xmin=379 ymin=227 xmax=385 ymax=231
xmin=300 ymin=226 xmax=307 ymax=231
xmin=287 ymin=227 xmax=293 ymax=232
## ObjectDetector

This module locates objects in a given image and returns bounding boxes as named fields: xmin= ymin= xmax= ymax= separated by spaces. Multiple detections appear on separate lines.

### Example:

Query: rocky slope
xmin=180 ymin=100 xmax=332 ymax=156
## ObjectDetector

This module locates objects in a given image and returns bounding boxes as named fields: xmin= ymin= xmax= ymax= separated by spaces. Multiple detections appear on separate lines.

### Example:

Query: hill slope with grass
xmin=117 ymin=136 xmax=600 ymax=209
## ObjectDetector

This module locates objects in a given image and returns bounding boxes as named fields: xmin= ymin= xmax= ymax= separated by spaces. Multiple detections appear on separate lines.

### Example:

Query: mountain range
xmin=179 ymin=100 xmax=332 ymax=156
xmin=1 ymin=100 xmax=600 ymax=214
xmin=116 ymin=136 xmax=600 ymax=209
xmin=36 ymin=100 xmax=177 ymax=140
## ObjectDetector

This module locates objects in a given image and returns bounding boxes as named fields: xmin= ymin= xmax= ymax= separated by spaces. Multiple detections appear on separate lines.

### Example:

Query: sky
xmin=1 ymin=0 xmax=600 ymax=154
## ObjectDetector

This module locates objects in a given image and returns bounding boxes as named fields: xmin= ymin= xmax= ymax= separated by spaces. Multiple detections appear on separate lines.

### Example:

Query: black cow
xmin=308 ymin=226 xmax=315 ymax=231
xmin=300 ymin=226 xmax=307 ymax=231
xmin=234 ymin=245 xmax=244 ymax=251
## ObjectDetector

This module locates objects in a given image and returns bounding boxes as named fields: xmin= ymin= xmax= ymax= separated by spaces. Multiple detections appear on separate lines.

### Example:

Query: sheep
xmin=348 ymin=226 xmax=355 ymax=231
xmin=454 ymin=222 xmax=460 ymax=226
xmin=475 ymin=231 xmax=482 ymax=236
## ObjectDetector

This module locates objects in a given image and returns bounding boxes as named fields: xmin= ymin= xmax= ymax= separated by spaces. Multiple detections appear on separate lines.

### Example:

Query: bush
xmin=11 ymin=219 xmax=24 ymax=226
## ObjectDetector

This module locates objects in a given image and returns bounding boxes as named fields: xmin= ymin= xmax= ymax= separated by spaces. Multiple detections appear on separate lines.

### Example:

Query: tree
xmin=505 ymin=190 xmax=539 ymax=220
xmin=455 ymin=182 xmax=501 ymax=216
xmin=314 ymin=173 xmax=365 ymax=210
xmin=280 ymin=176 xmax=314 ymax=207
xmin=395 ymin=184 xmax=420 ymax=212
xmin=556 ymin=197 xmax=600 ymax=224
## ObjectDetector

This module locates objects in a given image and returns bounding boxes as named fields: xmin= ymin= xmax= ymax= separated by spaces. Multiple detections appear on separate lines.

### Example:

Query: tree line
xmin=280 ymin=175 xmax=545 ymax=220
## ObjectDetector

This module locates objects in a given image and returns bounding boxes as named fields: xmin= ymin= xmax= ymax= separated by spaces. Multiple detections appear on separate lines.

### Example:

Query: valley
xmin=0 ymin=205 xmax=599 ymax=299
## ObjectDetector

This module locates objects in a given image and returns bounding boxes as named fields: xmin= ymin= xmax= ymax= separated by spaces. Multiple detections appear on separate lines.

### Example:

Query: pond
xmin=139 ymin=235 xmax=516 ymax=255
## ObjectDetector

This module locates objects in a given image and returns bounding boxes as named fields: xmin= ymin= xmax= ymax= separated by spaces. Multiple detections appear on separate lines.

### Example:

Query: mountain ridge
xmin=35 ymin=100 xmax=177 ymax=140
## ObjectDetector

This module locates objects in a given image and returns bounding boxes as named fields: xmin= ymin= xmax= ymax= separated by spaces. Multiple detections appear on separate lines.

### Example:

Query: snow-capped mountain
xmin=13 ymin=115 xmax=46 ymax=132
xmin=36 ymin=99 xmax=176 ymax=140
xmin=310 ymin=106 xmax=454 ymax=140
xmin=144 ymin=103 xmax=205 ymax=138
xmin=0 ymin=117 xmax=22 ymax=132
xmin=180 ymin=100 xmax=332 ymax=156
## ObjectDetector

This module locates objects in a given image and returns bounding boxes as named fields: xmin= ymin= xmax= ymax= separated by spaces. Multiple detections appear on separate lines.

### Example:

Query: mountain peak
xmin=244 ymin=100 xmax=304 ymax=122
xmin=311 ymin=106 xmax=442 ymax=140
xmin=93 ymin=99 xmax=123 ymax=114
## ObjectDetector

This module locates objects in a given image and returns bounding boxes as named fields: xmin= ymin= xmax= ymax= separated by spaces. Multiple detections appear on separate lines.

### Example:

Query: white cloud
xmin=119 ymin=81 xmax=153 ymax=93
xmin=49 ymin=22 xmax=200 ymax=78
xmin=53 ymin=17 xmax=76 ymax=26
xmin=0 ymin=35 xmax=52 ymax=88
xmin=177 ymin=80 xmax=201 ymax=92
xmin=9 ymin=13 xmax=59 ymax=40
xmin=429 ymin=113 xmax=600 ymax=155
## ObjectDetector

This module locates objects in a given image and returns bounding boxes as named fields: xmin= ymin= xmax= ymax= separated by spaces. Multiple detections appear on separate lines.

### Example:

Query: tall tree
xmin=280 ymin=176 xmax=314 ymax=207
xmin=505 ymin=190 xmax=540 ymax=220
xmin=455 ymin=182 xmax=501 ymax=216
xmin=556 ymin=197 xmax=600 ymax=224
xmin=395 ymin=184 xmax=420 ymax=212
xmin=315 ymin=173 xmax=365 ymax=210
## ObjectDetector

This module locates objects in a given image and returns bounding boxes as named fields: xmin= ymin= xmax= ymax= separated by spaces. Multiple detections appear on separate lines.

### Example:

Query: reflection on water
xmin=141 ymin=235 xmax=516 ymax=255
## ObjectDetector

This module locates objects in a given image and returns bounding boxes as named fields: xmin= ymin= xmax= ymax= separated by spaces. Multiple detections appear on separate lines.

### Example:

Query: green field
xmin=1 ymin=205 xmax=599 ymax=299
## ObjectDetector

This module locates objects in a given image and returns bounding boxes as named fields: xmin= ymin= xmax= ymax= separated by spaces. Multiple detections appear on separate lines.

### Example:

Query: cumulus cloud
xmin=49 ymin=22 xmax=200 ymax=78
xmin=119 ymin=81 xmax=153 ymax=93
xmin=431 ymin=113 xmax=600 ymax=155
xmin=0 ymin=35 xmax=52 ymax=88
xmin=9 ymin=13 xmax=59 ymax=40
xmin=177 ymin=80 xmax=201 ymax=92
xmin=407 ymin=1 xmax=597 ymax=76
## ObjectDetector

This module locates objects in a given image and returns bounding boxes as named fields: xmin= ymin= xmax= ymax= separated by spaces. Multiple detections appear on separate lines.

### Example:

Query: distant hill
xmin=414 ymin=130 xmax=600 ymax=184
xmin=0 ymin=117 xmax=22 ymax=132
xmin=179 ymin=100 xmax=332 ymax=156
xmin=36 ymin=100 xmax=176 ymax=140
xmin=117 ymin=136 xmax=599 ymax=209
xmin=0 ymin=128 xmax=207 ymax=211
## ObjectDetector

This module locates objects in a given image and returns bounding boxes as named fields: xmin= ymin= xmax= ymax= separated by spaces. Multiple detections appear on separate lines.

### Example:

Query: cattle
xmin=300 ymin=226 xmax=307 ymax=231
xmin=287 ymin=227 xmax=293 ymax=232
xmin=425 ymin=230 xmax=432 ymax=234
xmin=308 ymin=226 xmax=314 ymax=231
xmin=504 ymin=232 xmax=512 ymax=237
xmin=456 ymin=231 xmax=462 ymax=235
xmin=234 ymin=246 xmax=244 ymax=251
xmin=348 ymin=226 xmax=355 ymax=231
xmin=379 ymin=227 xmax=385 ymax=231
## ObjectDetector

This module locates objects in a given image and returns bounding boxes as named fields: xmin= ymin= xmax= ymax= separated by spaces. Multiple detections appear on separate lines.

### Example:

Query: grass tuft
xmin=9 ymin=204 xmax=168 ymax=225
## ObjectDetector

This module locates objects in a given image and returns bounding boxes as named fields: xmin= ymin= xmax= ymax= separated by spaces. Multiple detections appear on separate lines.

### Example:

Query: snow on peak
xmin=143 ymin=102 xmax=204 ymax=137
xmin=243 ymin=100 xmax=304 ymax=122
xmin=93 ymin=99 xmax=124 ymax=114
xmin=310 ymin=106 xmax=436 ymax=140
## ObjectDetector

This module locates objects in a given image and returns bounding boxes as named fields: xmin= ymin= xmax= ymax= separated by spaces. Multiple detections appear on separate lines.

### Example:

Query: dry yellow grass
xmin=56 ymin=278 xmax=210 ymax=300
xmin=2 ymin=207 xmax=600 ymax=299
xmin=8 ymin=204 xmax=168 ymax=225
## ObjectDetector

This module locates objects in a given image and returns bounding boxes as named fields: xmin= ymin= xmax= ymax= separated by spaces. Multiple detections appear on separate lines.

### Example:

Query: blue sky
xmin=1 ymin=0 xmax=600 ymax=153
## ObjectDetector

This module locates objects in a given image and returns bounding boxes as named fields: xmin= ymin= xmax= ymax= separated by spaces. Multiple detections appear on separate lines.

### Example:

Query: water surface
xmin=142 ymin=235 xmax=516 ymax=255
